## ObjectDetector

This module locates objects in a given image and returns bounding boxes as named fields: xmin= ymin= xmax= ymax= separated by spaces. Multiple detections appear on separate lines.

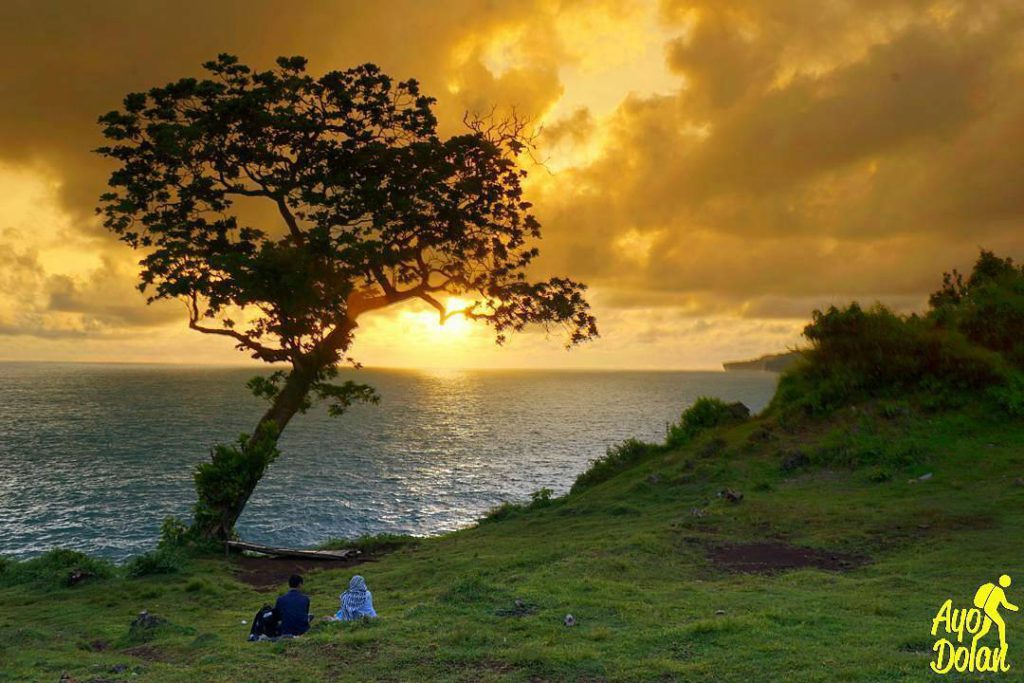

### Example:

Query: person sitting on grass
xmin=336 ymin=574 xmax=377 ymax=621
xmin=275 ymin=574 xmax=313 ymax=636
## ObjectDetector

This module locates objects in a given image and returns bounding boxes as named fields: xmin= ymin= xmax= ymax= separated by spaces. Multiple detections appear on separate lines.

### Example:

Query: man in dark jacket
xmin=275 ymin=574 xmax=312 ymax=636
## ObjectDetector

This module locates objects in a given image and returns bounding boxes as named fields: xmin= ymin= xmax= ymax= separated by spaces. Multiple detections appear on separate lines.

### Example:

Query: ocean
xmin=0 ymin=363 xmax=778 ymax=560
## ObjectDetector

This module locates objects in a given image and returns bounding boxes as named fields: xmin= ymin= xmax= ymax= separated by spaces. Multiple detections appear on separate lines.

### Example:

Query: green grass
xmin=2 ymin=401 xmax=1023 ymax=681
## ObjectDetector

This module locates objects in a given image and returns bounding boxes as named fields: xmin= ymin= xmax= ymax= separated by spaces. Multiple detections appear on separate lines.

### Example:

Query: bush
xmin=479 ymin=487 xmax=561 ymax=524
xmin=0 ymin=549 xmax=114 ymax=588
xmin=666 ymin=398 xmax=749 ymax=448
xmin=125 ymin=546 xmax=187 ymax=578
xmin=929 ymin=250 xmax=1024 ymax=368
xmin=480 ymin=501 xmax=523 ymax=524
xmin=158 ymin=516 xmax=191 ymax=548
xmin=571 ymin=439 xmax=654 ymax=494
xmin=771 ymin=303 xmax=1019 ymax=417
xmin=319 ymin=533 xmax=419 ymax=555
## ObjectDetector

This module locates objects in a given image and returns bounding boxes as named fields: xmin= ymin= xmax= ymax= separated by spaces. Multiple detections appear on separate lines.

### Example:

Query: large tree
xmin=96 ymin=55 xmax=597 ymax=540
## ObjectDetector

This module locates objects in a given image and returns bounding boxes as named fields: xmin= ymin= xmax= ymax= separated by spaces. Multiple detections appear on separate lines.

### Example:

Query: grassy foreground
xmin=2 ymin=400 xmax=1023 ymax=682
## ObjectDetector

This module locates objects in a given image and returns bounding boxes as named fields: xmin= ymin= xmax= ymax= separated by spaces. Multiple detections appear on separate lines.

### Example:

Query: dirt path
xmin=231 ymin=555 xmax=369 ymax=589
xmin=708 ymin=541 xmax=867 ymax=574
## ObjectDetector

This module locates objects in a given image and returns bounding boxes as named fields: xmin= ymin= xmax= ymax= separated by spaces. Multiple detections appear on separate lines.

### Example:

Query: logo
xmin=930 ymin=574 xmax=1019 ymax=674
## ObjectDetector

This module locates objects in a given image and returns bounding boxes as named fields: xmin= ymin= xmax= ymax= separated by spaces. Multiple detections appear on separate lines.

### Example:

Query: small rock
xmin=129 ymin=610 xmax=168 ymax=641
xmin=646 ymin=473 xmax=662 ymax=485
xmin=563 ymin=614 xmax=576 ymax=627
xmin=1013 ymin=478 xmax=1024 ymax=487
xmin=514 ymin=599 xmax=525 ymax=609
xmin=240 ymin=620 xmax=247 ymax=625
xmin=917 ymin=472 xmax=933 ymax=481
xmin=66 ymin=568 xmax=94 ymax=587
xmin=715 ymin=609 xmax=726 ymax=616
xmin=779 ymin=450 xmax=810 ymax=473
xmin=690 ymin=507 xmax=706 ymax=518
xmin=110 ymin=664 xmax=129 ymax=674
xmin=698 ymin=438 xmax=727 ymax=459
xmin=58 ymin=673 xmax=78 ymax=683
xmin=718 ymin=488 xmax=744 ymax=504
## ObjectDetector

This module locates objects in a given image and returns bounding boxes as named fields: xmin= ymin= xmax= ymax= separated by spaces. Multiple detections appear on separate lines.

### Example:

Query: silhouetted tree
xmin=96 ymin=55 xmax=597 ymax=540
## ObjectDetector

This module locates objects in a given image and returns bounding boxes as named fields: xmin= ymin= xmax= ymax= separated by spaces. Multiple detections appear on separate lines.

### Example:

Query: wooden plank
xmin=226 ymin=540 xmax=360 ymax=561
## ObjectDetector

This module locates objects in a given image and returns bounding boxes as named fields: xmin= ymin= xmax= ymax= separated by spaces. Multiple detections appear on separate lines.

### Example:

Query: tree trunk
xmin=194 ymin=365 xmax=315 ymax=541
xmin=192 ymin=321 xmax=358 ymax=542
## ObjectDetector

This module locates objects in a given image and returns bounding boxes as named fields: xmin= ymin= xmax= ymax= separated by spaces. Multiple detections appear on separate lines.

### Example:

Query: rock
xmin=715 ymin=609 xmax=726 ymax=616
xmin=58 ymin=673 xmax=78 ymax=683
xmin=698 ymin=438 xmax=727 ymax=459
xmin=563 ymin=614 xmax=576 ymax=627
xmin=128 ymin=611 xmax=168 ymax=641
xmin=718 ymin=489 xmax=744 ymax=504
xmin=1013 ymin=478 xmax=1024 ymax=487
xmin=690 ymin=507 xmax=707 ymax=518
xmin=917 ymin=472 xmax=933 ymax=481
xmin=110 ymin=664 xmax=129 ymax=674
xmin=725 ymin=402 xmax=751 ymax=420
xmin=747 ymin=425 xmax=775 ymax=443
xmin=66 ymin=568 xmax=94 ymax=587
xmin=646 ymin=473 xmax=662 ymax=485
xmin=779 ymin=450 xmax=809 ymax=473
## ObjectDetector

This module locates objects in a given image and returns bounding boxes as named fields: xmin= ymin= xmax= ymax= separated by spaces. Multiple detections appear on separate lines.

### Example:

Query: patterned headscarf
xmin=342 ymin=574 xmax=370 ymax=611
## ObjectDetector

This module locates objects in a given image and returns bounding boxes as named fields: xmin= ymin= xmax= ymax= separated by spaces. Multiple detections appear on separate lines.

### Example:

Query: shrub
xmin=771 ymin=302 xmax=1019 ymax=416
xmin=570 ymin=439 xmax=654 ymax=494
xmin=929 ymin=250 xmax=1024 ymax=368
xmin=125 ymin=547 xmax=187 ymax=578
xmin=0 ymin=549 xmax=114 ymax=588
xmin=480 ymin=501 xmax=523 ymax=524
xmin=319 ymin=533 xmax=419 ymax=555
xmin=529 ymin=487 xmax=555 ymax=508
xmin=666 ymin=398 xmax=749 ymax=448
xmin=479 ymin=487 xmax=560 ymax=524
xmin=158 ymin=516 xmax=191 ymax=548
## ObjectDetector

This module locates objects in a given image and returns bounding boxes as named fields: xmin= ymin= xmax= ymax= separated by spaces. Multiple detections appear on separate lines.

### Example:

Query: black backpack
xmin=248 ymin=604 xmax=281 ymax=641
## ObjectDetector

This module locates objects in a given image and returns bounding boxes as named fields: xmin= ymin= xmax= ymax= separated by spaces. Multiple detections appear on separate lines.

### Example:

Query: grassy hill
xmin=2 ymin=396 xmax=1022 ymax=682
xmin=5 ymin=250 xmax=1024 ymax=682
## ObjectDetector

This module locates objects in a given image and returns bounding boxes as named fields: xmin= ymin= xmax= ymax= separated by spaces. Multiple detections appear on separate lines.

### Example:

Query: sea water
xmin=0 ymin=363 xmax=777 ymax=560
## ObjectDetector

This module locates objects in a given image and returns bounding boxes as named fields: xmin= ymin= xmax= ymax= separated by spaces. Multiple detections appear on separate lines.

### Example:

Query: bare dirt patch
xmin=232 ymin=555 xmax=367 ymax=589
xmin=707 ymin=541 xmax=867 ymax=574
xmin=123 ymin=643 xmax=170 ymax=662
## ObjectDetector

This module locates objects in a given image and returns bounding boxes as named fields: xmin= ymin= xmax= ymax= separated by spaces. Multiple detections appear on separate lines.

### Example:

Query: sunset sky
xmin=1 ymin=0 xmax=1023 ymax=369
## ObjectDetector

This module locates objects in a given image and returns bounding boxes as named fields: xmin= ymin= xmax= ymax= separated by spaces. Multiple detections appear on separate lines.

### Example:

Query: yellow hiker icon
xmin=973 ymin=575 xmax=1019 ymax=652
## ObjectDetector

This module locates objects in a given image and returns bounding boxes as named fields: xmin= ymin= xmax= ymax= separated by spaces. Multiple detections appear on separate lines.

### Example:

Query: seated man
xmin=275 ymin=574 xmax=312 ymax=636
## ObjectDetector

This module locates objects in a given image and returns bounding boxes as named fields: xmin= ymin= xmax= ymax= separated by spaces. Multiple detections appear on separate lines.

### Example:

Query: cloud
xmin=1 ymin=0 xmax=1023 ymax=367
xmin=530 ymin=0 xmax=1024 ymax=318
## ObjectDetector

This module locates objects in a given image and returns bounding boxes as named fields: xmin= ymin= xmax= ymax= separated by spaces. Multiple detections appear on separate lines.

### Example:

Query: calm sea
xmin=0 ymin=363 xmax=777 ymax=560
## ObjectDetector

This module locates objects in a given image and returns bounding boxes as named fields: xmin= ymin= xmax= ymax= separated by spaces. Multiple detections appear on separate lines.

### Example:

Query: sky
xmin=1 ymin=0 xmax=1023 ymax=369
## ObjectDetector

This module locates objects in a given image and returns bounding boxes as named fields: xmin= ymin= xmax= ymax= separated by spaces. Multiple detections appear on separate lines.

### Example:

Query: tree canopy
xmin=97 ymin=54 xmax=596 ymax=376
xmin=96 ymin=54 xmax=597 ymax=538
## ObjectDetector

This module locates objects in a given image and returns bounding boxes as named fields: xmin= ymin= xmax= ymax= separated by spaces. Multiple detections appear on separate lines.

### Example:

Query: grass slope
xmin=2 ymin=402 xmax=1023 ymax=682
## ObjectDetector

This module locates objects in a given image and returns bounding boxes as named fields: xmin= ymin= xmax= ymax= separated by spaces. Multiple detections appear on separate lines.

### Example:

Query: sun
xmin=438 ymin=297 xmax=473 ymax=335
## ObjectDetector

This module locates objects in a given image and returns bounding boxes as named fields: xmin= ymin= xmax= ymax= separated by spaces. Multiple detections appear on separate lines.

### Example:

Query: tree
xmin=96 ymin=54 xmax=597 ymax=540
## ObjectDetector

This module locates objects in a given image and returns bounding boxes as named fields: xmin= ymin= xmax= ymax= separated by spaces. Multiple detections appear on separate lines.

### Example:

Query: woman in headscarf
xmin=335 ymin=574 xmax=378 ymax=621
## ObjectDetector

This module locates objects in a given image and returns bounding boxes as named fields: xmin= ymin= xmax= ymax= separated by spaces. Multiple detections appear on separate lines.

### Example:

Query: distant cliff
xmin=723 ymin=351 xmax=802 ymax=372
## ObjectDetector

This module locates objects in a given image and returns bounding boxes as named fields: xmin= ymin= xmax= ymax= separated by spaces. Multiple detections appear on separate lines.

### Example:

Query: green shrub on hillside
xmin=0 ymin=549 xmax=114 ymax=588
xmin=125 ymin=546 xmax=187 ymax=578
xmin=929 ymin=250 xmax=1024 ymax=368
xmin=319 ymin=533 xmax=419 ymax=554
xmin=771 ymin=302 xmax=1021 ymax=417
xmin=570 ymin=438 xmax=654 ymax=494
xmin=666 ymin=397 xmax=749 ymax=448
